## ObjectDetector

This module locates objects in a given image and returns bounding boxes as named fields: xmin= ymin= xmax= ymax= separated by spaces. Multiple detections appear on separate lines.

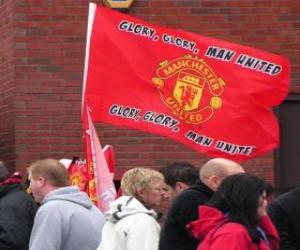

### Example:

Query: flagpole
xmin=81 ymin=3 xmax=96 ymax=113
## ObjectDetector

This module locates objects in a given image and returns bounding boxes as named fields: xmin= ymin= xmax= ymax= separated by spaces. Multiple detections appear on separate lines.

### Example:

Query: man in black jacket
xmin=0 ymin=161 xmax=38 ymax=250
xmin=268 ymin=187 xmax=300 ymax=250
xmin=159 ymin=158 xmax=244 ymax=250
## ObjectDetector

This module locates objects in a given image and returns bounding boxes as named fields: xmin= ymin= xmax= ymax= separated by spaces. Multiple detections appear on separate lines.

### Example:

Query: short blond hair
xmin=121 ymin=167 xmax=164 ymax=196
xmin=29 ymin=159 xmax=70 ymax=187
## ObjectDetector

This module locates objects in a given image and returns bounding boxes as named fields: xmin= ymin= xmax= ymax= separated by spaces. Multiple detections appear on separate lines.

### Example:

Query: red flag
xmin=83 ymin=104 xmax=116 ymax=211
xmin=102 ymin=145 xmax=116 ymax=174
xmin=67 ymin=157 xmax=89 ymax=193
xmin=82 ymin=4 xmax=290 ymax=162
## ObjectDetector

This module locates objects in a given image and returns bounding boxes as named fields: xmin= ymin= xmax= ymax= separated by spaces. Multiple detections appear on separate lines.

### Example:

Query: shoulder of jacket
xmin=37 ymin=201 xmax=66 ymax=216
xmin=106 ymin=215 xmax=159 ymax=242
xmin=0 ymin=188 xmax=31 ymax=204
xmin=118 ymin=213 xmax=159 ymax=228
xmin=213 ymin=222 xmax=249 ymax=238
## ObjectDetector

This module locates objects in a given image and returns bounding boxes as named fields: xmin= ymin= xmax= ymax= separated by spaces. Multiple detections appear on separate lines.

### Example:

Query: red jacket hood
xmin=187 ymin=205 xmax=226 ymax=240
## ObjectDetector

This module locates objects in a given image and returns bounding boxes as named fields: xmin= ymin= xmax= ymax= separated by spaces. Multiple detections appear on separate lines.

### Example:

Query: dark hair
xmin=0 ymin=161 xmax=9 ymax=182
xmin=208 ymin=173 xmax=267 ymax=244
xmin=265 ymin=183 xmax=273 ymax=197
xmin=160 ymin=161 xmax=198 ymax=188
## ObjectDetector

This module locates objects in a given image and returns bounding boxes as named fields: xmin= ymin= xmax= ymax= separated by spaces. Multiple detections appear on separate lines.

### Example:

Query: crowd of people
xmin=0 ymin=158 xmax=298 ymax=250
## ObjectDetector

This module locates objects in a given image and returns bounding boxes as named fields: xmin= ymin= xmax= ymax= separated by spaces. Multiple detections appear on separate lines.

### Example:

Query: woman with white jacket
xmin=98 ymin=167 xmax=165 ymax=250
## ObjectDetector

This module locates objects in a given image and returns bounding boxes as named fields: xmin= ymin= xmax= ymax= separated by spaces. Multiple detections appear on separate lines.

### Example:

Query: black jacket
xmin=159 ymin=180 xmax=214 ymax=250
xmin=268 ymin=187 xmax=300 ymax=250
xmin=0 ymin=184 xmax=38 ymax=250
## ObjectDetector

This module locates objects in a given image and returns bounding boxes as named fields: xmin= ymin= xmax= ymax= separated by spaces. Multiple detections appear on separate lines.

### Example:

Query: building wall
xmin=13 ymin=0 xmax=87 ymax=171
xmin=0 ymin=0 xmax=15 ymax=170
xmin=0 ymin=0 xmax=299 ymax=184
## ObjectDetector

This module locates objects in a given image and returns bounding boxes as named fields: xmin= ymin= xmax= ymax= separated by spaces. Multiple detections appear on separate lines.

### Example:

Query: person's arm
xmin=258 ymin=215 xmax=280 ymax=250
xmin=208 ymin=225 xmax=251 ymax=250
xmin=173 ymin=192 xmax=203 ymax=228
xmin=268 ymin=201 xmax=297 ymax=250
xmin=0 ymin=225 xmax=16 ymax=250
xmin=0 ymin=194 xmax=37 ymax=250
xmin=0 ymin=208 xmax=25 ymax=249
xmin=29 ymin=206 xmax=63 ymax=250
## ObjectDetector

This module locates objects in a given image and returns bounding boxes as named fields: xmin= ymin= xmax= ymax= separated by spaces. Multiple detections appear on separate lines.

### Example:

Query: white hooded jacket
xmin=98 ymin=196 xmax=161 ymax=250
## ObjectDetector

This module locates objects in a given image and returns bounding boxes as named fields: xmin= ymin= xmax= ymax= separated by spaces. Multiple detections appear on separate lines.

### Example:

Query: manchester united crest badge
xmin=152 ymin=54 xmax=225 ymax=124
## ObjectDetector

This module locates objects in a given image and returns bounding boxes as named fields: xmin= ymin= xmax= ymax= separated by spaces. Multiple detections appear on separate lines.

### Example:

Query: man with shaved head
xmin=159 ymin=158 xmax=244 ymax=250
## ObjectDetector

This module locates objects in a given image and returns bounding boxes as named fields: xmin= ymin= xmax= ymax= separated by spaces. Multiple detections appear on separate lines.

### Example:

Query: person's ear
xmin=37 ymin=176 xmax=46 ymax=188
xmin=175 ymin=181 xmax=188 ymax=193
xmin=206 ymin=175 xmax=221 ymax=191
xmin=136 ymin=188 xmax=147 ymax=201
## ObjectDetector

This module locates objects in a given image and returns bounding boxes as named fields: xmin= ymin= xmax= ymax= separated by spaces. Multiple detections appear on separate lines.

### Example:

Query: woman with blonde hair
xmin=98 ymin=167 xmax=165 ymax=250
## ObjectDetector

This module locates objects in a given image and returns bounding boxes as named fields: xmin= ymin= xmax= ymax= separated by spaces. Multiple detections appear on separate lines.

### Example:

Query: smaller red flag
xmin=102 ymin=145 xmax=116 ymax=174
xmin=83 ymin=104 xmax=116 ymax=212
xmin=68 ymin=157 xmax=89 ymax=193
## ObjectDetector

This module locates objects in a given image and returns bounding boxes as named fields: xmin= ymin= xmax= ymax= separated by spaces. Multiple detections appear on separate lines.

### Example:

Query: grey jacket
xmin=29 ymin=186 xmax=105 ymax=250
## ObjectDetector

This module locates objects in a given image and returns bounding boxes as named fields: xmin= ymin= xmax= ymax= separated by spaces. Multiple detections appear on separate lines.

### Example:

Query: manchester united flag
xmin=82 ymin=3 xmax=290 ymax=162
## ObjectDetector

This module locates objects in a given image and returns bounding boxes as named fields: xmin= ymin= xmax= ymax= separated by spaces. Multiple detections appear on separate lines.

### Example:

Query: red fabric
xmin=83 ymin=104 xmax=116 ymax=212
xmin=102 ymin=145 xmax=116 ymax=174
xmin=68 ymin=157 xmax=89 ymax=192
xmin=82 ymin=105 xmax=98 ymax=205
xmin=83 ymin=4 xmax=290 ymax=162
xmin=187 ymin=205 xmax=225 ymax=240
xmin=188 ymin=206 xmax=279 ymax=250
xmin=258 ymin=216 xmax=280 ymax=250
xmin=0 ymin=172 xmax=22 ymax=186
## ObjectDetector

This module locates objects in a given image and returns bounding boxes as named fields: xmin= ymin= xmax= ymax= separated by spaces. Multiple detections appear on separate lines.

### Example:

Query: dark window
xmin=275 ymin=94 xmax=300 ymax=194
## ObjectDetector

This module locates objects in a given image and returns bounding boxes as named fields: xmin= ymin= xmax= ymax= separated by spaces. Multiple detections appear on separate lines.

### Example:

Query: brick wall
xmin=13 ymin=0 xmax=91 ymax=172
xmin=0 ymin=0 xmax=299 ymax=184
xmin=0 ymin=0 xmax=15 ymax=171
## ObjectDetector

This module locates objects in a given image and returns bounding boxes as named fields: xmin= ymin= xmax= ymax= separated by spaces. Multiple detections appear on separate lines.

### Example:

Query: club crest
xmin=152 ymin=54 xmax=225 ymax=124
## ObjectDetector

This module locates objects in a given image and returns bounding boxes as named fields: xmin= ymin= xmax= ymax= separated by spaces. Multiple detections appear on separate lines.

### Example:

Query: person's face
xmin=28 ymin=172 xmax=44 ymax=203
xmin=161 ymin=184 xmax=175 ymax=201
xmin=257 ymin=191 xmax=268 ymax=218
xmin=164 ymin=182 xmax=190 ymax=201
xmin=139 ymin=179 xmax=165 ymax=208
